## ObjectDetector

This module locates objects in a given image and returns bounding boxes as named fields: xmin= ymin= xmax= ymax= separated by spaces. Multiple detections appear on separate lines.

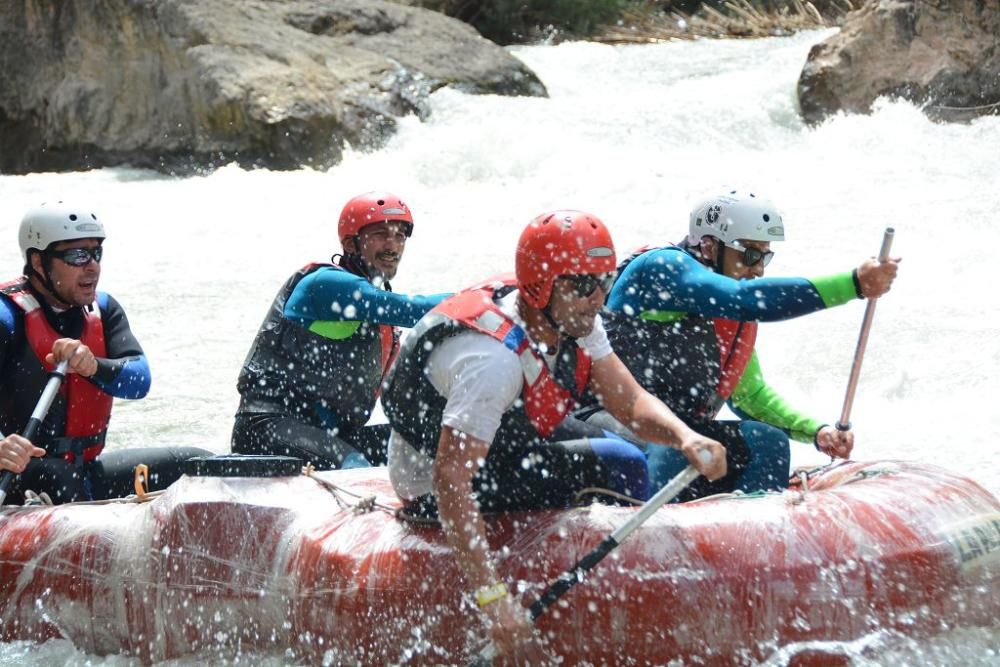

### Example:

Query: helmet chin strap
xmin=701 ymin=238 xmax=725 ymax=274
xmin=541 ymin=304 xmax=578 ymax=345
xmin=30 ymin=252 xmax=72 ymax=308
xmin=713 ymin=245 xmax=725 ymax=273
xmin=334 ymin=250 xmax=392 ymax=291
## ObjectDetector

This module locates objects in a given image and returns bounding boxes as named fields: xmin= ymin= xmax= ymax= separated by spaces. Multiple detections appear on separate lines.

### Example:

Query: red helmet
xmin=515 ymin=210 xmax=617 ymax=309
xmin=338 ymin=192 xmax=413 ymax=243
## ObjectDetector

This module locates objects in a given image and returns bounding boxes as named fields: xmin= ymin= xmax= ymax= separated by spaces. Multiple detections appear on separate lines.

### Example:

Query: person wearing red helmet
xmin=382 ymin=210 xmax=726 ymax=659
xmin=232 ymin=192 xmax=448 ymax=469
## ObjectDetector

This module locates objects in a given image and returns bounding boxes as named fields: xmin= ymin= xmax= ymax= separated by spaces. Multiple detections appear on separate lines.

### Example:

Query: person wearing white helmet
xmin=231 ymin=192 xmax=449 ymax=470
xmin=1 ymin=202 xmax=210 ymax=504
xmin=571 ymin=189 xmax=900 ymax=501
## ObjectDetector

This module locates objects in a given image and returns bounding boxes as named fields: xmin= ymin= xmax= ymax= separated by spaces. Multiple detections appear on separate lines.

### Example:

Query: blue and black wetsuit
xmin=1 ymin=280 xmax=210 ymax=504
xmin=233 ymin=259 xmax=448 ymax=469
xmin=574 ymin=244 xmax=861 ymax=500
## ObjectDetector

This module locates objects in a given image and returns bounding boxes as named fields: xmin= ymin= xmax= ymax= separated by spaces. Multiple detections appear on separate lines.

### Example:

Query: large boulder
xmin=797 ymin=0 xmax=1000 ymax=124
xmin=0 ymin=0 xmax=546 ymax=174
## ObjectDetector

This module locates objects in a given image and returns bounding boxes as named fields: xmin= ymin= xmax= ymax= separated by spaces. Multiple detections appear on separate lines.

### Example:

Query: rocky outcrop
xmin=797 ymin=0 xmax=1000 ymax=124
xmin=0 ymin=0 xmax=546 ymax=174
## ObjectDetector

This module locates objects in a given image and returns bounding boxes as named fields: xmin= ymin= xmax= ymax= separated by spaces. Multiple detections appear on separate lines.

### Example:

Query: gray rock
xmin=0 ymin=0 xmax=546 ymax=174
xmin=797 ymin=0 xmax=1000 ymax=124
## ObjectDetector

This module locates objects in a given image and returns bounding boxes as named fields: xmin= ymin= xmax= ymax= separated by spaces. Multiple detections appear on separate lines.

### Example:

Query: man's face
xmin=348 ymin=220 xmax=409 ymax=281
xmin=547 ymin=273 xmax=613 ymax=339
xmin=33 ymin=238 xmax=103 ymax=307
xmin=718 ymin=239 xmax=772 ymax=280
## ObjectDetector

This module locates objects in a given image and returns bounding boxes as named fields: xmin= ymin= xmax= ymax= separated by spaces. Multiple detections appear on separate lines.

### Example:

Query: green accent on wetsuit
xmin=639 ymin=310 xmax=686 ymax=323
xmin=729 ymin=350 xmax=823 ymax=443
xmin=811 ymin=271 xmax=860 ymax=308
xmin=309 ymin=320 xmax=362 ymax=340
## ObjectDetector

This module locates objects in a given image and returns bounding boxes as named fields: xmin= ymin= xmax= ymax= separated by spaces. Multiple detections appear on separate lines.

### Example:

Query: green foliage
xmin=421 ymin=0 xmax=629 ymax=44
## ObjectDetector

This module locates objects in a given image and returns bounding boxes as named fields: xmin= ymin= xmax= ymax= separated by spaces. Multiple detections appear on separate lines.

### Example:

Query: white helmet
xmin=19 ymin=202 xmax=106 ymax=262
xmin=687 ymin=189 xmax=785 ymax=246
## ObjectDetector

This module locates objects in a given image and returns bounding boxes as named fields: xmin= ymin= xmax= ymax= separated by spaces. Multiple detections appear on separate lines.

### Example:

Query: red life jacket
xmin=376 ymin=320 xmax=399 ymax=400
xmin=0 ymin=278 xmax=112 ymax=463
xmin=434 ymin=276 xmax=592 ymax=438
xmin=712 ymin=318 xmax=757 ymax=405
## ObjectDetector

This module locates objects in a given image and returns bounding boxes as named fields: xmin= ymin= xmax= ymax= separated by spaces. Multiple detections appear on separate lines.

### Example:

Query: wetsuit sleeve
xmin=608 ymin=248 xmax=860 ymax=321
xmin=285 ymin=268 xmax=449 ymax=328
xmin=0 ymin=297 xmax=16 ymax=367
xmin=91 ymin=294 xmax=150 ymax=399
xmin=729 ymin=350 xmax=822 ymax=443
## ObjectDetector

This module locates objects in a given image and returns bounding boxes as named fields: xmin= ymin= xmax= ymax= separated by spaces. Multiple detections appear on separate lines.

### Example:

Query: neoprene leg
xmin=231 ymin=413 xmax=362 ymax=469
xmin=87 ymin=446 xmax=214 ymax=500
xmin=589 ymin=436 xmax=649 ymax=500
xmin=733 ymin=421 xmax=790 ymax=493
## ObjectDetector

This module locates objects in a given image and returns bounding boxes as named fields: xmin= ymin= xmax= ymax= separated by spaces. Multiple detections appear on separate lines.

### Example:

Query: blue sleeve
xmin=0 ymin=297 xmax=16 ymax=364
xmin=91 ymin=293 xmax=150 ymax=399
xmin=91 ymin=354 xmax=150 ymax=399
xmin=606 ymin=248 xmax=829 ymax=321
xmin=284 ymin=268 xmax=449 ymax=328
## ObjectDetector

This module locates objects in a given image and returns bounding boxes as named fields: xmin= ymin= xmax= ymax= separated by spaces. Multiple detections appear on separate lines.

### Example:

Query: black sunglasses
xmin=560 ymin=272 xmax=616 ymax=299
xmin=727 ymin=242 xmax=774 ymax=268
xmin=49 ymin=246 xmax=103 ymax=267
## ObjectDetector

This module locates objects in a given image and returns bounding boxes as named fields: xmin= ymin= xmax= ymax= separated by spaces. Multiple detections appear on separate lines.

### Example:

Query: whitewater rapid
xmin=1 ymin=28 xmax=998 ymax=666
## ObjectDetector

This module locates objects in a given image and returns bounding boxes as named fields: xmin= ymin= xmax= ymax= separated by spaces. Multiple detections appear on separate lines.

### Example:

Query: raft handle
xmin=134 ymin=464 xmax=149 ymax=501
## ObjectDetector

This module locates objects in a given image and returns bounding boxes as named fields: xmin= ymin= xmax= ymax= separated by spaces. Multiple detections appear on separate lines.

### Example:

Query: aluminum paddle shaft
xmin=0 ymin=360 xmax=69 ymax=505
xmin=837 ymin=228 xmax=895 ymax=431
xmin=470 ymin=451 xmax=708 ymax=666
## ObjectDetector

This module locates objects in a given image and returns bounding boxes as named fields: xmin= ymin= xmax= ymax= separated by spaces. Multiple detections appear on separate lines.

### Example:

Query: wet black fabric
xmin=398 ymin=416 xmax=643 ymax=522
xmin=588 ymin=309 xmax=724 ymax=419
xmin=236 ymin=264 xmax=392 ymax=433
xmin=5 ymin=445 xmax=212 ymax=505
xmin=231 ymin=413 xmax=389 ymax=468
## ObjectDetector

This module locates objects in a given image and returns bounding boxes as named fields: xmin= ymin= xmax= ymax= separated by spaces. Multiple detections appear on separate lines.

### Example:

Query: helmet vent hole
xmin=69 ymin=214 xmax=78 ymax=221
xmin=376 ymin=199 xmax=385 ymax=206
xmin=763 ymin=214 xmax=770 ymax=222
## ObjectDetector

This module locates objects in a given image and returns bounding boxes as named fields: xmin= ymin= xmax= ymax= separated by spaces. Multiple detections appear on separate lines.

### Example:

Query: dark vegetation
xmin=402 ymin=0 xmax=855 ymax=44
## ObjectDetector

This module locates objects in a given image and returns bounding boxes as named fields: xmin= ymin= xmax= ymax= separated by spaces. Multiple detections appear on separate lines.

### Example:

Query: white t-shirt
xmin=388 ymin=290 xmax=612 ymax=500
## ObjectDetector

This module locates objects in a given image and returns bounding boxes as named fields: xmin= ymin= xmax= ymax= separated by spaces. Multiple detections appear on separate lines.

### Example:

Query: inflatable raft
xmin=1 ymin=459 xmax=998 ymax=665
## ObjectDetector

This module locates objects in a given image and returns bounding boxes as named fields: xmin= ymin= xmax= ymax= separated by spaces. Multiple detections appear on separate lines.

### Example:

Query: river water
xmin=1 ymin=28 xmax=998 ymax=666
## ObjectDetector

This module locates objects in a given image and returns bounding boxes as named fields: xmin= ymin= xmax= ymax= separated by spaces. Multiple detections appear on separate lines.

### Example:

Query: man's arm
xmin=433 ymin=427 xmax=534 ymax=656
xmin=729 ymin=351 xmax=823 ymax=443
xmin=730 ymin=351 xmax=854 ymax=458
xmin=88 ymin=294 xmax=149 ymax=399
xmin=588 ymin=352 xmax=726 ymax=480
xmin=0 ymin=298 xmax=17 ymax=367
xmin=287 ymin=267 xmax=448 ymax=328
xmin=608 ymin=248 xmax=891 ymax=322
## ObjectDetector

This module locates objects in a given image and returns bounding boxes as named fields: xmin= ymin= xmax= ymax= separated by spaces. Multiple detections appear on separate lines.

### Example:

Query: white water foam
xmin=1 ymin=28 xmax=998 ymax=665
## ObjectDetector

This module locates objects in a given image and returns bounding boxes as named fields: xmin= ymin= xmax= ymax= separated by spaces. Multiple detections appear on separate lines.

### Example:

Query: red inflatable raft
xmin=1 ymin=459 xmax=998 ymax=665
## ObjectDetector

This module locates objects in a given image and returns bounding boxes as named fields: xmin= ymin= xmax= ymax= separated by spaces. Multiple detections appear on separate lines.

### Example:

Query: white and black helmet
xmin=687 ymin=189 xmax=785 ymax=246
xmin=19 ymin=202 xmax=106 ymax=263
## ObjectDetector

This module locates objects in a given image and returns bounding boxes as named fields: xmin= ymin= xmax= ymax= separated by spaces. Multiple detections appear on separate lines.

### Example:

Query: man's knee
xmin=590 ymin=436 xmax=649 ymax=500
